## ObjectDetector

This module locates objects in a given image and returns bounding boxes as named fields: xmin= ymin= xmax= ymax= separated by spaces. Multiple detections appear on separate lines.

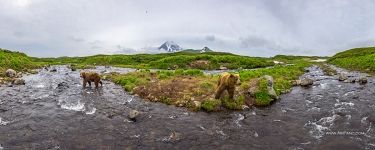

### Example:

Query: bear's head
xmin=228 ymin=73 xmax=241 ymax=86
xmin=80 ymin=72 xmax=86 ymax=78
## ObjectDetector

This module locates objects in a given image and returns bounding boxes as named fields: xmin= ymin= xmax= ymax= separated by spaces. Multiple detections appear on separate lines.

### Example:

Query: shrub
xmin=201 ymin=99 xmax=221 ymax=112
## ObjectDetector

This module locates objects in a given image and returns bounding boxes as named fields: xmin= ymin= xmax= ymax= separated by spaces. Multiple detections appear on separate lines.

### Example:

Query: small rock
xmin=50 ymin=68 xmax=57 ymax=72
xmin=241 ymin=105 xmax=250 ymax=110
xmin=338 ymin=73 xmax=348 ymax=81
xmin=359 ymin=76 xmax=367 ymax=84
xmin=16 ymin=72 xmax=23 ymax=78
xmin=219 ymin=66 xmax=228 ymax=70
xmin=128 ymin=110 xmax=139 ymax=121
xmin=5 ymin=69 xmax=16 ymax=78
xmin=168 ymin=131 xmax=181 ymax=141
xmin=300 ymin=78 xmax=313 ymax=86
xmin=12 ymin=78 xmax=25 ymax=85
xmin=57 ymin=82 xmax=69 ymax=88
xmin=193 ymin=101 xmax=201 ymax=108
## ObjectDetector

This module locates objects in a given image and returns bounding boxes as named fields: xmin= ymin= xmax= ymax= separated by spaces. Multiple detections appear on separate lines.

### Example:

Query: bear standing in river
xmin=215 ymin=72 xmax=240 ymax=99
xmin=80 ymin=71 xmax=103 ymax=88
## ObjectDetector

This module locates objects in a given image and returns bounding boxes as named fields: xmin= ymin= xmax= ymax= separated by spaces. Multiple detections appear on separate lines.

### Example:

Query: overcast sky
xmin=1 ymin=0 xmax=375 ymax=57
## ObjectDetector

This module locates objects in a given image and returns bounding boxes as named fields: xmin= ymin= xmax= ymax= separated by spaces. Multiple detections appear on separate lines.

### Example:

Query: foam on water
xmin=234 ymin=113 xmax=244 ymax=127
xmin=304 ymin=121 xmax=330 ymax=139
xmin=85 ymin=107 xmax=96 ymax=115
xmin=0 ymin=118 xmax=10 ymax=126
xmin=334 ymin=102 xmax=355 ymax=107
xmin=59 ymin=100 xmax=85 ymax=112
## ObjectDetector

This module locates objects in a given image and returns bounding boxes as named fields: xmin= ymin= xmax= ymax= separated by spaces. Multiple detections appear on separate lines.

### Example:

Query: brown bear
xmin=80 ymin=71 xmax=103 ymax=88
xmin=215 ymin=72 xmax=240 ymax=99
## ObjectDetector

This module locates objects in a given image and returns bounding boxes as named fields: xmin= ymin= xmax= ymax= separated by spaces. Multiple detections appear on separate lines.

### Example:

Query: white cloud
xmin=0 ymin=0 xmax=375 ymax=57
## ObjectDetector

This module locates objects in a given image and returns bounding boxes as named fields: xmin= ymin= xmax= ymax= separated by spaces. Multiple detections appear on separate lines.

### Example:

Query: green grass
xmin=239 ymin=61 xmax=311 ymax=105
xmin=201 ymin=99 xmax=222 ymax=112
xmin=221 ymin=95 xmax=245 ymax=110
xmin=0 ymin=48 xmax=40 ymax=76
xmin=32 ymin=51 xmax=274 ymax=70
xmin=328 ymin=47 xmax=375 ymax=73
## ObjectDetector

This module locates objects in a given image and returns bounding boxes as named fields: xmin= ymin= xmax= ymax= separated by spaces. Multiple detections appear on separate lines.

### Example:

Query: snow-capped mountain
xmin=201 ymin=47 xmax=212 ymax=53
xmin=158 ymin=41 xmax=182 ymax=52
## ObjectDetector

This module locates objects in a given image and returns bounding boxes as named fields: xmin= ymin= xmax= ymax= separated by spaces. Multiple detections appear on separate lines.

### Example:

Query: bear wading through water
xmin=215 ymin=72 xmax=240 ymax=99
xmin=80 ymin=71 xmax=103 ymax=88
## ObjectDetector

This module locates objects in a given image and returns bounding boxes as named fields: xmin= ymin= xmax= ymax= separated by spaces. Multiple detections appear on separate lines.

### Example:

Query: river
xmin=0 ymin=65 xmax=374 ymax=149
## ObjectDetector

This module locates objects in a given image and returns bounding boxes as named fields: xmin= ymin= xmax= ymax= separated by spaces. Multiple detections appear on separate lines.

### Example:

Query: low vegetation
xmin=0 ymin=48 xmax=40 ymax=77
xmin=32 ymin=51 xmax=274 ymax=70
xmin=328 ymin=47 xmax=375 ymax=73
xmin=107 ymin=59 xmax=311 ymax=111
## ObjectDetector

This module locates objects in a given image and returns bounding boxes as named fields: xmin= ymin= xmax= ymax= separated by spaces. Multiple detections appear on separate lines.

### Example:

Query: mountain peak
xmin=158 ymin=41 xmax=182 ymax=52
xmin=201 ymin=47 xmax=213 ymax=53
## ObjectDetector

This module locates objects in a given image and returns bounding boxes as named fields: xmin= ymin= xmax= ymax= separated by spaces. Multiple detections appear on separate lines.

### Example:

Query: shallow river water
xmin=0 ymin=65 xmax=374 ymax=149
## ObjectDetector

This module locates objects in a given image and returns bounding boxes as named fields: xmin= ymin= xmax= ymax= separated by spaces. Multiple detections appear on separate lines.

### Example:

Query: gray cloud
xmin=1 ymin=0 xmax=375 ymax=57
xmin=205 ymin=35 xmax=216 ymax=42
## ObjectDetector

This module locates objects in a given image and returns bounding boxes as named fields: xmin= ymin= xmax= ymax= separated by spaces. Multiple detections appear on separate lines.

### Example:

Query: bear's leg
xmin=228 ymin=86 xmax=235 ymax=100
xmin=83 ymin=80 xmax=87 ymax=88
xmin=94 ymin=80 xmax=99 ymax=88
xmin=215 ymin=86 xmax=226 ymax=99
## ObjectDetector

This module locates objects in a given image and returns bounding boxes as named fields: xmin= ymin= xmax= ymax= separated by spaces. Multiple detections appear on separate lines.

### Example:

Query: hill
xmin=0 ymin=48 xmax=38 ymax=76
xmin=328 ymin=47 xmax=375 ymax=73
xmin=33 ymin=50 xmax=273 ymax=70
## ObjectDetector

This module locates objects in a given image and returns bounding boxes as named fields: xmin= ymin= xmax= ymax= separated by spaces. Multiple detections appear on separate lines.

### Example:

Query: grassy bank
xmin=32 ymin=51 xmax=274 ymax=70
xmin=107 ymin=60 xmax=311 ymax=111
xmin=0 ymin=48 xmax=40 ymax=76
xmin=328 ymin=47 xmax=375 ymax=73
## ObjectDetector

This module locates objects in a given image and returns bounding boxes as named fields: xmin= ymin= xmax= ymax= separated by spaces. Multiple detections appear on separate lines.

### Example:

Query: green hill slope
xmin=328 ymin=47 xmax=375 ymax=73
xmin=0 ymin=48 xmax=38 ymax=75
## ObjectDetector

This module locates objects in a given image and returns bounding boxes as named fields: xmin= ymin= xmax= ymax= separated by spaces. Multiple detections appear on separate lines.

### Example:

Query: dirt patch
xmin=133 ymin=76 xmax=217 ymax=108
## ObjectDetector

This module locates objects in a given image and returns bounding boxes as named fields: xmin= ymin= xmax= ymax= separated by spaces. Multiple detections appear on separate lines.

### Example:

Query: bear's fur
xmin=80 ymin=71 xmax=103 ymax=88
xmin=215 ymin=72 xmax=240 ymax=99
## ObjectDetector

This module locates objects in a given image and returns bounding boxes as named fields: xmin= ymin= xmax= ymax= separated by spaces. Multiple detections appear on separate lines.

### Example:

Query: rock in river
xmin=359 ymin=76 xmax=368 ymax=84
xmin=300 ymin=78 xmax=314 ymax=86
xmin=12 ymin=78 xmax=25 ymax=85
xmin=338 ymin=73 xmax=348 ymax=81
xmin=128 ymin=109 xmax=140 ymax=121
xmin=5 ymin=69 xmax=16 ymax=78
xmin=291 ymin=78 xmax=313 ymax=87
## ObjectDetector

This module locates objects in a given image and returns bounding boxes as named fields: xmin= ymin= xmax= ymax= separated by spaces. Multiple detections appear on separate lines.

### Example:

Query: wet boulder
xmin=5 ymin=69 xmax=16 ymax=78
xmin=128 ymin=109 xmax=139 ymax=121
xmin=291 ymin=78 xmax=313 ymax=87
xmin=300 ymin=78 xmax=314 ymax=86
xmin=344 ymin=78 xmax=355 ymax=83
xmin=359 ymin=76 xmax=368 ymax=84
xmin=338 ymin=73 xmax=348 ymax=81
xmin=50 ymin=67 xmax=57 ymax=72
xmin=12 ymin=78 xmax=25 ymax=85
xmin=263 ymin=75 xmax=278 ymax=99
xmin=244 ymin=75 xmax=278 ymax=106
